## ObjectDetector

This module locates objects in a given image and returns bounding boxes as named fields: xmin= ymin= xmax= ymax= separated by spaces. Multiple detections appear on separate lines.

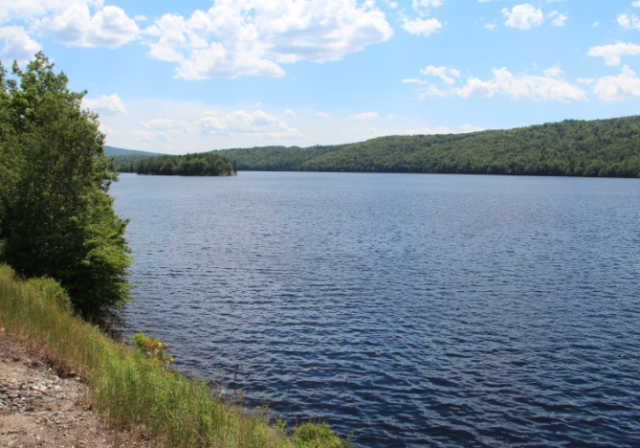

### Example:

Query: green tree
xmin=0 ymin=52 xmax=131 ymax=317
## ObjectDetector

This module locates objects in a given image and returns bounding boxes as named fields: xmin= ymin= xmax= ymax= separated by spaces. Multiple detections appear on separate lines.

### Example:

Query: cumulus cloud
xmin=459 ymin=124 xmax=484 ymax=133
xmin=454 ymin=68 xmax=586 ymax=102
xmin=618 ymin=13 xmax=640 ymax=30
xmin=409 ymin=123 xmax=483 ymax=135
xmin=82 ymin=93 xmax=127 ymax=115
xmin=0 ymin=26 xmax=42 ymax=64
xmin=98 ymin=123 xmax=120 ymax=136
xmin=419 ymin=67 xmax=586 ymax=102
xmin=502 ymin=4 xmax=544 ymax=30
xmin=549 ymin=11 xmax=567 ymax=27
xmin=142 ymin=118 xmax=189 ymax=130
xmin=196 ymin=110 xmax=303 ymax=137
xmin=420 ymin=65 xmax=460 ymax=84
xmin=593 ymin=65 xmax=640 ymax=102
xmin=413 ymin=0 xmax=444 ymax=8
xmin=402 ymin=17 xmax=442 ymax=36
xmin=0 ymin=0 xmax=101 ymax=25
xmin=143 ymin=0 xmax=393 ymax=79
xmin=32 ymin=3 xmax=138 ymax=48
xmin=349 ymin=112 xmax=380 ymax=119
xmin=283 ymin=109 xmax=296 ymax=117
xmin=588 ymin=42 xmax=640 ymax=66
xmin=132 ymin=130 xmax=157 ymax=141
xmin=403 ymin=66 xmax=460 ymax=87
xmin=543 ymin=66 xmax=563 ymax=78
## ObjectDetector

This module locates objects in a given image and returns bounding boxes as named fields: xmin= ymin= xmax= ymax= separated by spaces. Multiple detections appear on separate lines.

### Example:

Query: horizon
xmin=3 ymin=0 xmax=640 ymax=155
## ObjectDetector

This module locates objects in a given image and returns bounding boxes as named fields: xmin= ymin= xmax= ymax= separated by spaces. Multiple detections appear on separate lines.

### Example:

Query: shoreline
xmin=0 ymin=331 xmax=152 ymax=447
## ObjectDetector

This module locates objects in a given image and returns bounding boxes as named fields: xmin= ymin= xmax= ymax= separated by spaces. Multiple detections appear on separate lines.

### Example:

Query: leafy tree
xmin=0 ymin=52 xmax=131 ymax=317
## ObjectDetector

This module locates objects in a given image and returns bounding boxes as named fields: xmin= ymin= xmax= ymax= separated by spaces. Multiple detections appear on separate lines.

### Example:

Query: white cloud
xmin=408 ymin=123 xmax=483 ymax=135
xmin=592 ymin=21 xmax=600 ymax=27
xmin=316 ymin=112 xmax=330 ymax=117
xmin=283 ymin=109 xmax=296 ymax=117
xmin=412 ymin=0 xmax=444 ymax=8
xmin=577 ymin=78 xmax=595 ymax=85
xmin=0 ymin=26 xmax=42 ymax=64
xmin=459 ymin=124 xmax=484 ymax=133
xmin=420 ymin=65 xmax=460 ymax=84
xmin=484 ymin=23 xmax=497 ymax=30
xmin=33 ymin=3 xmax=139 ymax=48
xmin=451 ymin=67 xmax=587 ymax=102
xmin=349 ymin=112 xmax=380 ymax=119
xmin=589 ymin=42 xmax=640 ymax=66
xmin=197 ymin=109 xmax=303 ymax=137
xmin=144 ymin=0 xmax=393 ymax=79
xmin=0 ymin=0 xmax=102 ymax=25
xmin=142 ymin=118 xmax=189 ymax=130
xmin=135 ymin=118 xmax=190 ymax=142
xmin=134 ymin=15 xmax=147 ymax=22
xmin=543 ymin=66 xmax=563 ymax=78
xmin=82 ymin=93 xmax=127 ymax=115
xmin=549 ymin=11 xmax=567 ymax=27
xmin=502 ymin=4 xmax=544 ymax=30
xmin=634 ymin=1 xmax=640 ymax=7
xmin=618 ymin=13 xmax=640 ymax=30
xmin=402 ymin=17 xmax=442 ymax=36
xmin=593 ymin=65 xmax=640 ymax=102
xmin=98 ymin=123 xmax=119 ymax=136
xmin=132 ymin=130 xmax=156 ymax=141
xmin=413 ymin=125 xmax=456 ymax=134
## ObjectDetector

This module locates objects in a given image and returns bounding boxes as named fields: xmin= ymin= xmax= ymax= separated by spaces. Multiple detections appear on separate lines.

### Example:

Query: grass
xmin=0 ymin=265 xmax=349 ymax=448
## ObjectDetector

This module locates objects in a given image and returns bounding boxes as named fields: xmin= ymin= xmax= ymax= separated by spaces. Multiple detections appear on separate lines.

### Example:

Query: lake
xmin=110 ymin=171 xmax=640 ymax=448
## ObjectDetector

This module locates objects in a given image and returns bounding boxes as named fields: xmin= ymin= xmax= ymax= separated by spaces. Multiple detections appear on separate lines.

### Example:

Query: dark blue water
xmin=110 ymin=172 xmax=640 ymax=448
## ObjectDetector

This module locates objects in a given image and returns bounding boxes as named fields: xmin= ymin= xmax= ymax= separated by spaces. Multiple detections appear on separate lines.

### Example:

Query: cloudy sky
xmin=2 ymin=0 xmax=640 ymax=154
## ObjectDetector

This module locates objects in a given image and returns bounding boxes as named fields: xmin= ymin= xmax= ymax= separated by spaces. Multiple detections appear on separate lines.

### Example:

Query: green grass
xmin=0 ymin=265 xmax=349 ymax=448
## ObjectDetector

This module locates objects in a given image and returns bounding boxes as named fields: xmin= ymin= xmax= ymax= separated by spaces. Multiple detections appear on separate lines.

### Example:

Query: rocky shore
xmin=0 ymin=332 xmax=152 ymax=448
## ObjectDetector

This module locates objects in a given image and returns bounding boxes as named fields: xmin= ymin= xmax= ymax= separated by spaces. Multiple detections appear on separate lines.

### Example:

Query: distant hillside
xmin=209 ymin=115 xmax=640 ymax=178
xmin=104 ymin=146 xmax=162 ymax=157
xmin=105 ymin=146 xmax=164 ymax=171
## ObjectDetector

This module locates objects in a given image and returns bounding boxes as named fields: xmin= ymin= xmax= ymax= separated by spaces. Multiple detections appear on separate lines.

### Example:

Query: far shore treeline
xmin=116 ymin=152 xmax=237 ymax=176
xmin=115 ymin=115 xmax=640 ymax=178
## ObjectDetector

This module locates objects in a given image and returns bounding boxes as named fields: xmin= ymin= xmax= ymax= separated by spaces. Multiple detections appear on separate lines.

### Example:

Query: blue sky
xmin=2 ymin=0 xmax=640 ymax=154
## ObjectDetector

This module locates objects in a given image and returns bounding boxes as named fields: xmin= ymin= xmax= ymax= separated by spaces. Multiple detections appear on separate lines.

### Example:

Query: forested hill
xmin=104 ymin=146 xmax=162 ymax=157
xmin=212 ymin=115 xmax=640 ymax=178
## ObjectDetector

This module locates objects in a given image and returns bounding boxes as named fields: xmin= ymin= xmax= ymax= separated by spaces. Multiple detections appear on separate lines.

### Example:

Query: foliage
xmin=0 ymin=52 xmax=131 ymax=316
xmin=0 ymin=266 xmax=349 ymax=448
xmin=292 ymin=423 xmax=350 ymax=448
xmin=132 ymin=332 xmax=174 ymax=364
xmin=124 ymin=152 xmax=237 ymax=176
xmin=210 ymin=116 xmax=640 ymax=178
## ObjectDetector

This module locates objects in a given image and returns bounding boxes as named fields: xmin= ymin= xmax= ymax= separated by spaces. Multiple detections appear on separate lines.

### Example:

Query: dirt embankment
xmin=0 ymin=332 xmax=152 ymax=448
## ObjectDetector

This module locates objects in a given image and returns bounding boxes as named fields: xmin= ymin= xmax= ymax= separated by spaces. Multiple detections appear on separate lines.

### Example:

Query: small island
xmin=118 ymin=152 xmax=237 ymax=176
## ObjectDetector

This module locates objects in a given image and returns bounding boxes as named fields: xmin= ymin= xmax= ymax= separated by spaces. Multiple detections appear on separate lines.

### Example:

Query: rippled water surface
xmin=110 ymin=172 xmax=640 ymax=448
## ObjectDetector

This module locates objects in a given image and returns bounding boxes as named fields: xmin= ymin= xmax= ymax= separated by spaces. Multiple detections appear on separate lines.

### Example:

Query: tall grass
xmin=0 ymin=265 xmax=348 ymax=448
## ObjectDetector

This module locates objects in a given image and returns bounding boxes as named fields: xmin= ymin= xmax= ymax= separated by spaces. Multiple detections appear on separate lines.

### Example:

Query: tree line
xmin=202 ymin=116 xmax=640 ymax=178
xmin=0 ymin=53 xmax=131 ymax=317
xmin=116 ymin=152 xmax=237 ymax=176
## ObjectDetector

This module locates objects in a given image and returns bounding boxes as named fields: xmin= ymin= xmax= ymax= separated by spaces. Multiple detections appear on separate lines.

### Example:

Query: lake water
xmin=110 ymin=172 xmax=640 ymax=448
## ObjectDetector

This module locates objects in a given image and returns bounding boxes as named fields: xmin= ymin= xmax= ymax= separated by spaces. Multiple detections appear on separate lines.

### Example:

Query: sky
xmin=2 ymin=0 xmax=640 ymax=155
